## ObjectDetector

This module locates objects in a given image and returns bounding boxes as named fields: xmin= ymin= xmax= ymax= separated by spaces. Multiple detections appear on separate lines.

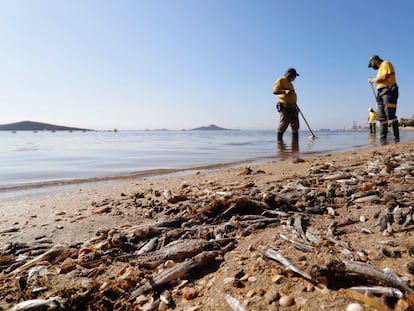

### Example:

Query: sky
xmin=0 ymin=0 xmax=413 ymax=131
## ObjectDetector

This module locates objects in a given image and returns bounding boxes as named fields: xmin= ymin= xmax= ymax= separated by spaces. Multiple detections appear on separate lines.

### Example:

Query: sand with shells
xmin=1 ymin=140 xmax=414 ymax=310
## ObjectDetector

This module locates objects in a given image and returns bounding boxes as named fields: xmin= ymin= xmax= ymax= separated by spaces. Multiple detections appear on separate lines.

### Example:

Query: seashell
xmin=346 ymin=303 xmax=364 ymax=311
xmin=223 ymin=277 xmax=235 ymax=284
xmin=163 ymin=190 xmax=172 ymax=200
xmin=279 ymin=295 xmax=294 ymax=307
xmin=327 ymin=207 xmax=336 ymax=217
xmin=182 ymin=286 xmax=198 ymax=300
xmin=270 ymin=273 xmax=283 ymax=284
xmin=164 ymin=260 xmax=175 ymax=268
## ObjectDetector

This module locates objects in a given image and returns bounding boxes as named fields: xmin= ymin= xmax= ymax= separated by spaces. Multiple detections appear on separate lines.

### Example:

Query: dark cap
xmin=368 ymin=55 xmax=382 ymax=68
xmin=284 ymin=68 xmax=300 ymax=77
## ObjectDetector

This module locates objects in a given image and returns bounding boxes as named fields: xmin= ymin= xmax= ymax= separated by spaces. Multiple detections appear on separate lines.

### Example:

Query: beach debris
xmin=222 ymin=293 xmax=246 ymax=311
xmin=8 ymin=245 xmax=69 ymax=275
xmin=129 ymin=250 xmax=224 ymax=301
xmin=9 ymin=297 xmax=65 ymax=311
xmin=279 ymin=295 xmax=295 ymax=307
xmin=260 ymin=246 xmax=315 ymax=283
xmin=311 ymin=259 xmax=414 ymax=295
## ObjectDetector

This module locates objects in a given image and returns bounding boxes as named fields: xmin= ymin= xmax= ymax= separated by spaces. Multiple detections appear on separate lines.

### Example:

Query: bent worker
xmin=367 ymin=107 xmax=377 ymax=134
xmin=272 ymin=68 xmax=300 ymax=141
xmin=368 ymin=55 xmax=399 ymax=141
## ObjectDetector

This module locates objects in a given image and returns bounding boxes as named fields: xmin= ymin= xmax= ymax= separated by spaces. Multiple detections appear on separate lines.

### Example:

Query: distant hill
xmin=190 ymin=124 xmax=237 ymax=131
xmin=0 ymin=121 xmax=92 ymax=131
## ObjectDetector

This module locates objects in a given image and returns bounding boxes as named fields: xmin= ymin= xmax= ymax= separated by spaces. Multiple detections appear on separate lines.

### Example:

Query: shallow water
xmin=0 ymin=129 xmax=412 ymax=192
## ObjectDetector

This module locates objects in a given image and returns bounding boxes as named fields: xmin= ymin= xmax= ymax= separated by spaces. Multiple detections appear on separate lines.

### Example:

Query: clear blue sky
xmin=0 ymin=0 xmax=413 ymax=130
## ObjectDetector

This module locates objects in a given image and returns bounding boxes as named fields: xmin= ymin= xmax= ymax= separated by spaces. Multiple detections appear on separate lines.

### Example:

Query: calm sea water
xmin=1 ymin=129 xmax=413 ymax=192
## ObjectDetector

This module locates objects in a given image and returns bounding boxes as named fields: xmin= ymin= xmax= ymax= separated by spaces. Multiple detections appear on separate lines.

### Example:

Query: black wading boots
xmin=292 ymin=132 xmax=299 ymax=140
xmin=380 ymin=124 xmax=388 ymax=140
xmin=392 ymin=121 xmax=400 ymax=141
xmin=277 ymin=131 xmax=283 ymax=141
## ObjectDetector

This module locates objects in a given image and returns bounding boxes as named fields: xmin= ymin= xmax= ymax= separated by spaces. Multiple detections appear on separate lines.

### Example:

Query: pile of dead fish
xmin=2 ymin=147 xmax=414 ymax=310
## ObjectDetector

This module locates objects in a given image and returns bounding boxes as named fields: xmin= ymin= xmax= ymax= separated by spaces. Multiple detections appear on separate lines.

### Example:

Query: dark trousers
xmin=277 ymin=103 xmax=299 ymax=134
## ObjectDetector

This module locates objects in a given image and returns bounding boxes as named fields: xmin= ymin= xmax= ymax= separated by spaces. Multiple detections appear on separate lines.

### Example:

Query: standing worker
xmin=368 ymin=55 xmax=399 ymax=141
xmin=367 ymin=107 xmax=377 ymax=134
xmin=272 ymin=68 xmax=300 ymax=141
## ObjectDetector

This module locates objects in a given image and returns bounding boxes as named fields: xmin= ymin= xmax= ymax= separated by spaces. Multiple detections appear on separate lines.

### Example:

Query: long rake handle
xmin=298 ymin=108 xmax=316 ymax=138
xmin=370 ymin=82 xmax=378 ymax=103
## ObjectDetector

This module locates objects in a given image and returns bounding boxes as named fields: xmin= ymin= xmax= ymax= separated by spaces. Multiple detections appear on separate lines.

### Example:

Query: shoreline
xmin=0 ymin=139 xmax=388 ymax=202
xmin=2 ymin=129 xmax=414 ymax=196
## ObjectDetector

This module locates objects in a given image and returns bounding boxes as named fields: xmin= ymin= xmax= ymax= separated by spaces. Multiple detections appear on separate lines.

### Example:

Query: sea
xmin=1 ymin=129 xmax=413 ymax=200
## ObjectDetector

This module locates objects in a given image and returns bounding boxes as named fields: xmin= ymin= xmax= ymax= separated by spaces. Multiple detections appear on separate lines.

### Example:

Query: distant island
xmin=189 ymin=124 xmax=238 ymax=131
xmin=0 ymin=121 xmax=92 ymax=132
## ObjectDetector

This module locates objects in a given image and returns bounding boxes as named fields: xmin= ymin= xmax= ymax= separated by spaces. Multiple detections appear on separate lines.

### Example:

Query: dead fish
xmin=305 ymin=230 xmax=322 ymax=245
xmin=222 ymin=293 xmax=246 ymax=311
xmin=280 ymin=234 xmax=314 ymax=252
xmin=9 ymin=297 xmax=65 ymax=311
xmin=353 ymin=195 xmax=381 ymax=203
xmin=375 ymin=240 xmax=399 ymax=247
xmin=379 ymin=214 xmax=393 ymax=232
xmin=135 ymin=237 xmax=159 ymax=255
xmin=324 ymin=173 xmax=352 ymax=181
xmin=9 ymin=245 xmax=69 ymax=275
xmin=260 ymin=246 xmax=315 ymax=283
xmin=129 ymin=250 xmax=223 ymax=301
xmin=349 ymin=286 xmax=403 ymax=298
xmin=136 ymin=239 xmax=221 ymax=264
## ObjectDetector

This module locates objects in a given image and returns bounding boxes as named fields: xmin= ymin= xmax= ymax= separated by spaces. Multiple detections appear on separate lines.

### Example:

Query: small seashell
xmin=327 ymin=207 xmax=336 ymax=217
xmin=347 ymin=302 xmax=364 ymax=311
xmin=223 ymin=277 xmax=235 ymax=284
xmin=359 ymin=215 xmax=367 ymax=222
xmin=164 ymin=260 xmax=175 ymax=268
xmin=271 ymin=272 xmax=284 ymax=283
xmin=279 ymin=295 xmax=294 ymax=307
xmin=182 ymin=286 xmax=198 ymax=300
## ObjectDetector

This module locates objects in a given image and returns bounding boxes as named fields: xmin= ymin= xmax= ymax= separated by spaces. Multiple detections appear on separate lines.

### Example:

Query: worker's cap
xmin=368 ymin=55 xmax=382 ymax=68
xmin=284 ymin=68 xmax=300 ymax=77
xmin=369 ymin=107 xmax=373 ymax=111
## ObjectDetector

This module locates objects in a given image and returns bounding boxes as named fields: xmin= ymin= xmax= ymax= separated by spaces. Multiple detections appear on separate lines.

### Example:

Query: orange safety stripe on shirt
xmin=387 ymin=103 xmax=397 ymax=108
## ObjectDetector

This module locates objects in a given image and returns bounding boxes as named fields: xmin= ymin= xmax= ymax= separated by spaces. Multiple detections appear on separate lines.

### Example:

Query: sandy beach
xmin=2 ymin=140 xmax=414 ymax=310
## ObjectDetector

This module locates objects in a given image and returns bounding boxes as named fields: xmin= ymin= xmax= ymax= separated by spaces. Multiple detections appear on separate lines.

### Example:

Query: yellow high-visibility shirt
xmin=273 ymin=77 xmax=297 ymax=105
xmin=368 ymin=111 xmax=377 ymax=123
xmin=377 ymin=61 xmax=396 ymax=89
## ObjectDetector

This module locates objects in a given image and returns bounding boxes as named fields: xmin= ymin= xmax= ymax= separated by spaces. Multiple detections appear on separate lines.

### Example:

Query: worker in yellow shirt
xmin=272 ymin=68 xmax=300 ymax=141
xmin=367 ymin=107 xmax=377 ymax=134
xmin=368 ymin=55 xmax=399 ymax=141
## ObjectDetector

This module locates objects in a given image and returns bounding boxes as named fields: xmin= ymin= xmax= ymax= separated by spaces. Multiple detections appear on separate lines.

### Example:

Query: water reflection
xmin=368 ymin=133 xmax=377 ymax=146
xmin=277 ymin=137 xmax=300 ymax=159
xmin=368 ymin=132 xmax=400 ymax=147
